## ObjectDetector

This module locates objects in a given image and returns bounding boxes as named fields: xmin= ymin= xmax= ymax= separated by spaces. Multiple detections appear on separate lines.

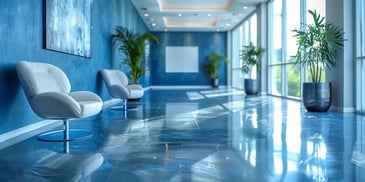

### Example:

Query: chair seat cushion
xmin=68 ymin=91 xmax=103 ymax=117
xmin=126 ymin=84 xmax=144 ymax=99
xmin=78 ymin=101 xmax=103 ymax=117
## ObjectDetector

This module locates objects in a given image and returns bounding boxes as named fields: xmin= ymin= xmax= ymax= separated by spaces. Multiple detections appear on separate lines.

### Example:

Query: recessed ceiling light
xmin=243 ymin=6 xmax=248 ymax=10
xmin=208 ymin=14 xmax=211 ymax=17
xmin=178 ymin=13 xmax=182 ymax=16
xmin=164 ymin=29 xmax=168 ymax=32
xmin=152 ymin=23 xmax=157 ymax=26
xmin=216 ymin=29 xmax=220 ymax=32
xmin=144 ymin=13 xmax=149 ymax=17
xmin=226 ymin=23 xmax=231 ymax=26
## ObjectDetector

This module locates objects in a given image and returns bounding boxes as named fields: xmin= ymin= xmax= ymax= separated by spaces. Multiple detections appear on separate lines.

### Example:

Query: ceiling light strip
xmin=158 ymin=0 xmax=234 ymax=11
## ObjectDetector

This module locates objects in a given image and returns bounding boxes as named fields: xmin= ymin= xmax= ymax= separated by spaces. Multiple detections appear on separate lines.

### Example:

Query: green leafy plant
xmin=292 ymin=10 xmax=345 ymax=83
xmin=204 ymin=52 xmax=228 ymax=79
xmin=112 ymin=26 xmax=159 ymax=84
xmin=240 ymin=42 xmax=265 ymax=77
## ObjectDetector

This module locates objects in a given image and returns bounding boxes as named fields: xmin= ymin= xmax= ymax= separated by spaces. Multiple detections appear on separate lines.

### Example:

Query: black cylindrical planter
xmin=244 ymin=79 xmax=259 ymax=95
xmin=302 ymin=82 xmax=332 ymax=112
xmin=211 ymin=78 xmax=219 ymax=88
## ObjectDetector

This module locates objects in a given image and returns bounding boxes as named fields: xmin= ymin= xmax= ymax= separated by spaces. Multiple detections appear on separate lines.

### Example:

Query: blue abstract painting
xmin=44 ymin=0 xmax=92 ymax=58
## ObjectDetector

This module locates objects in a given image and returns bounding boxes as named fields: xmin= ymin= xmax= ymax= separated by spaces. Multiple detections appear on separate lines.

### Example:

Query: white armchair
xmin=100 ymin=69 xmax=144 ymax=114
xmin=16 ymin=61 xmax=103 ymax=142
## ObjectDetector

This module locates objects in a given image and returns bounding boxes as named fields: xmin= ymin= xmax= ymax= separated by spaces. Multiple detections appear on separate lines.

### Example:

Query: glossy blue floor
xmin=0 ymin=89 xmax=364 ymax=181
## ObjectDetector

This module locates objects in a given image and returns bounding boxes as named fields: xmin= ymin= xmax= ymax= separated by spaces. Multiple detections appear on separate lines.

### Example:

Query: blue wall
xmin=0 ymin=0 xmax=148 ymax=134
xmin=151 ymin=32 xmax=227 ymax=86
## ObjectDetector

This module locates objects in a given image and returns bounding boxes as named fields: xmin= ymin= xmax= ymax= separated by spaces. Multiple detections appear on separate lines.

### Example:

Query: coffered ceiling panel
xmin=164 ymin=16 xmax=220 ymax=27
xmin=131 ymin=0 xmax=268 ymax=32
xmin=158 ymin=0 xmax=233 ymax=11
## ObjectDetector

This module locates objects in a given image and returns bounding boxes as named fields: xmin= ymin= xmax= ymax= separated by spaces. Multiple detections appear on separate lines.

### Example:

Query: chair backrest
xmin=100 ymin=69 xmax=129 ymax=87
xmin=16 ymin=61 xmax=71 ymax=100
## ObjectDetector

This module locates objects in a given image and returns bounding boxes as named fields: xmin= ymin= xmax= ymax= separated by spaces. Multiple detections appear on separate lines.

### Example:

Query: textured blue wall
xmin=0 ymin=0 xmax=148 ymax=133
xmin=151 ymin=32 xmax=227 ymax=86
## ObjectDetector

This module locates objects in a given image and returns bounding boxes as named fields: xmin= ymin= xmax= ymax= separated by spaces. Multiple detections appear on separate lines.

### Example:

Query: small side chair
xmin=100 ymin=69 xmax=144 ymax=114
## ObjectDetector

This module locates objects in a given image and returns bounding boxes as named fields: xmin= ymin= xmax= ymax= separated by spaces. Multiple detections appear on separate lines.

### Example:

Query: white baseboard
xmin=143 ymin=87 xmax=152 ymax=91
xmin=150 ymin=85 xmax=227 ymax=90
xmin=259 ymin=92 xmax=268 ymax=96
xmin=0 ymin=120 xmax=61 ymax=150
xmin=0 ymin=99 xmax=120 ymax=149
xmin=330 ymin=106 xmax=355 ymax=113
xmin=102 ymin=98 xmax=123 ymax=109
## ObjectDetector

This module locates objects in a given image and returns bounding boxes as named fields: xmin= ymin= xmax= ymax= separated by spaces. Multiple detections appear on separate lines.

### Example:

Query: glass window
xmin=307 ymin=0 xmax=326 ymax=21
xmin=285 ymin=0 xmax=301 ymax=97
xmin=250 ymin=14 xmax=257 ymax=46
xmin=286 ymin=0 xmax=300 ymax=63
xmin=272 ymin=0 xmax=282 ymax=65
xmin=306 ymin=0 xmax=326 ymax=82
xmin=287 ymin=64 xmax=301 ymax=97
xmin=231 ymin=13 xmax=258 ymax=89
xmin=268 ymin=0 xmax=325 ymax=99
xmin=232 ymin=26 xmax=243 ymax=89
xmin=269 ymin=65 xmax=282 ymax=95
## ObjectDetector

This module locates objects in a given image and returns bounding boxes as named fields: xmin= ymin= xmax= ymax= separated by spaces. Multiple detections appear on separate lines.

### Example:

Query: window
xmin=232 ymin=27 xmax=243 ymax=89
xmin=268 ymin=0 xmax=283 ymax=95
xmin=268 ymin=0 xmax=325 ymax=99
xmin=232 ymin=13 xmax=258 ymax=89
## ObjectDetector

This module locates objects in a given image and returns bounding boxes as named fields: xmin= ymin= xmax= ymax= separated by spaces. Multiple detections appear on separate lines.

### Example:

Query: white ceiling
xmin=131 ymin=0 xmax=268 ymax=32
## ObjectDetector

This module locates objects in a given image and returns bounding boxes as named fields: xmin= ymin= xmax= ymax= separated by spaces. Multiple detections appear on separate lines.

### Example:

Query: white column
xmin=257 ymin=3 xmax=268 ymax=95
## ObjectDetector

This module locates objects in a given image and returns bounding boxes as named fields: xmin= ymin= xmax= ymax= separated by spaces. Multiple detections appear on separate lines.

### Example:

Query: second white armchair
xmin=100 ymin=69 xmax=144 ymax=112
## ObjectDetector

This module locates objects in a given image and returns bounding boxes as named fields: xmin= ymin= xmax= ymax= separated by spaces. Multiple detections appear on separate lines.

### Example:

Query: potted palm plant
xmin=204 ymin=51 xmax=228 ymax=88
xmin=292 ymin=10 xmax=345 ymax=112
xmin=112 ymin=26 xmax=159 ymax=84
xmin=240 ymin=42 xmax=265 ymax=95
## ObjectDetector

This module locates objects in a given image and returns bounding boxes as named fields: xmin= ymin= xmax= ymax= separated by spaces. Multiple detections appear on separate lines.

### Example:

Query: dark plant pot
xmin=244 ymin=79 xmax=259 ymax=95
xmin=302 ymin=82 xmax=332 ymax=112
xmin=211 ymin=78 xmax=219 ymax=88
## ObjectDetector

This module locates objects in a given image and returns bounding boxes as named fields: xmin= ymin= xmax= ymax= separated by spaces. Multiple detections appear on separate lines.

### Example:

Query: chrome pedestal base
xmin=37 ymin=120 xmax=93 ymax=142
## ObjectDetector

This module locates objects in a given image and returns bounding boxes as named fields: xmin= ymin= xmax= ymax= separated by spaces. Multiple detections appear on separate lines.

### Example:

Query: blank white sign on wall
xmin=165 ymin=46 xmax=199 ymax=73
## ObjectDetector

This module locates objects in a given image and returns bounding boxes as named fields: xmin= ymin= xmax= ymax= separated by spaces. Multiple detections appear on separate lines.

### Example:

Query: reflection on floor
xmin=0 ymin=88 xmax=365 ymax=181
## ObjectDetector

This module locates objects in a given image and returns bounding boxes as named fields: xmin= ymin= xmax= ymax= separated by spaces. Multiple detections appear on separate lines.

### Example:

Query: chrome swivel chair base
xmin=37 ymin=120 xmax=93 ymax=142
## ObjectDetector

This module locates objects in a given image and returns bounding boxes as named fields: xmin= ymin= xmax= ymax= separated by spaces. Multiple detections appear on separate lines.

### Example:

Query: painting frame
xmin=43 ymin=0 xmax=93 ymax=58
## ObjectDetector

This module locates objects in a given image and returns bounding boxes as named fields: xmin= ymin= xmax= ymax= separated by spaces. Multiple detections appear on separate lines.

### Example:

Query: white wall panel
xmin=165 ymin=46 xmax=199 ymax=73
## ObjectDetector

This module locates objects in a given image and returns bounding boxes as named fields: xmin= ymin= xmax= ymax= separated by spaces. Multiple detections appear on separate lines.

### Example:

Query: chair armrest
xmin=68 ymin=91 xmax=102 ymax=103
xmin=30 ymin=92 xmax=81 ymax=119
xmin=107 ymin=84 xmax=130 ymax=99
xmin=126 ymin=84 xmax=144 ymax=99
xmin=69 ymin=91 xmax=103 ymax=117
